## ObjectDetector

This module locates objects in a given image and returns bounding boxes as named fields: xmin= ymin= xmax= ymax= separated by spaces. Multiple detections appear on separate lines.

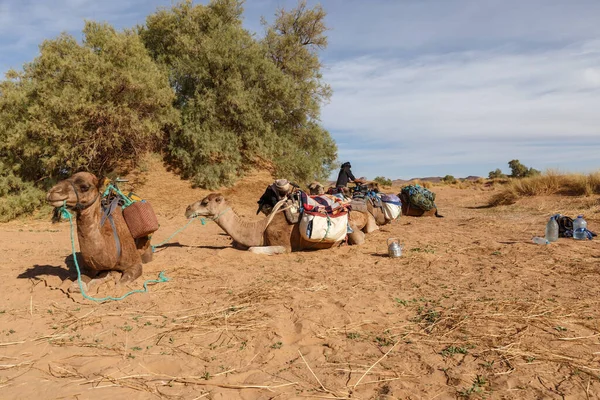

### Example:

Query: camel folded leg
xmin=248 ymin=246 xmax=287 ymax=255
xmin=364 ymin=213 xmax=379 ymax=234
xmin=347 ymin=230 xmax=365 ymax=246
xmin=135 ymin=236 xmax=153 ymax=264
xmin=69 ymin=270 xmax=121 ymax=293
xmin=118 ymin=263 xmax=143 ymax=285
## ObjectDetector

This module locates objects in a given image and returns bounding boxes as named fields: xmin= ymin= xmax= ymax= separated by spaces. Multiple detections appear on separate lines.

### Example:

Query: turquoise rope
xmin=151 ymin=217 xmax=204 ymax=252
xmin=102 ymin=183 xmax=133 ymax=207
xmin=59 ymin=205 xmax=169 ymax=302
xmin=150 ymin=208 xmax=231 ymax=252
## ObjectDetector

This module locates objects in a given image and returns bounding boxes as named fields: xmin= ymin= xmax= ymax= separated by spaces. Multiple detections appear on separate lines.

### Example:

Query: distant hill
xmin=392 ymin=176 xmax=483 ymax=185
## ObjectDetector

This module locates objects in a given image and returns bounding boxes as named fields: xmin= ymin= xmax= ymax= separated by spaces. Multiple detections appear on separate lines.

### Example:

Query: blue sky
xmin=1 ymin=0 xmax=600 ymax=180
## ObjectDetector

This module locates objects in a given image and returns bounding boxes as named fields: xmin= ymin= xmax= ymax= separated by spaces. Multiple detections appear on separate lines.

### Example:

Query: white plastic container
xmin=573 ymin=215 xmax=587 ymax=240
xmin=545 ymin=217 xmax=559 ymax=242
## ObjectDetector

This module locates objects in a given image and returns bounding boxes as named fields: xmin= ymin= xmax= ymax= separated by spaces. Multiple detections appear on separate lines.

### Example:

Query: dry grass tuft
xmin=409 ymin=180 xmax=433 ymax=189
xmin=489 ymin=188 xmax=519 ymax=206
xmin=489 ymin=171 xmax=600 ymax=206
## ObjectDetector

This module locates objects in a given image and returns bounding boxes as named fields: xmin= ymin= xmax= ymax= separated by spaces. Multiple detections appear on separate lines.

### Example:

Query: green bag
xmin=401 ymin=184 xmax=436 ymax=211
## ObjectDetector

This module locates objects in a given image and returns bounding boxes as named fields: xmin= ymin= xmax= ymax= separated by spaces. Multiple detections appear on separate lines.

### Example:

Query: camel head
xmin=308 ymin=181 xmax=325 ymax=195
xmin=46 ymin=172 xmax=101 ymax=210
xmin=185 ymin=193 xmax=228 ymax=219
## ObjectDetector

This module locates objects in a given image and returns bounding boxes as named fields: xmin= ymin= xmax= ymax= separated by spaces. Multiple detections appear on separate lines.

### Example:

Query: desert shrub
xmin=508 ymin=160 xmax=540 ymax=178
xmin=488 ymin=171 xmax=600 ymax=206
xmin=0 ymin=163 xmax=46 ymax=222
xmin=442 ymin=175 xmax=457 ymax=184
xmin=0 ymin=22 xmax=177 ymax=221
xmin=141 ymin=0 xmax=336 ymax=188
xmin=373 ymin=176 xmax=393 ymax=186
xmin=589 ymin=172 xmax=600 ymax=193
xmin=488 ymin=169 xmax=506 ymax=179
xmin=411 ymin=180 xmax=432 ymax=189
xmin=488 ymin=187 xmax=519 ymax=206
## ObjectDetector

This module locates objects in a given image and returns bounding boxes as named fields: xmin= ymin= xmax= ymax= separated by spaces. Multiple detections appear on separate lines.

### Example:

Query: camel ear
xmin=95 ymin=175 xmax=106 ymax=190
xmin=87 ymin=174 xmax=98 ymax=187
xmin=215 ymin=195 xmax=224 ymax=203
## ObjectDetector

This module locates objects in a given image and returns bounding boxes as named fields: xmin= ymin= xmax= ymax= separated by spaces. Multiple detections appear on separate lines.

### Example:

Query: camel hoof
xmin=68 ymin=280 xmax=88 ymax=293
xmin=141 ymin=251 xmax=153 ymax=264
xmin=119 ymin=265 xmax=143 ymax=285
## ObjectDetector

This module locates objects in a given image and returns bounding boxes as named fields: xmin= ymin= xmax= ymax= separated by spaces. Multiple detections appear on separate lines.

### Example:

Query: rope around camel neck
xmin=59 ymin=204 xmax=169 ymax=302
xmin=150 ymin=208 xmax=231 ymax=252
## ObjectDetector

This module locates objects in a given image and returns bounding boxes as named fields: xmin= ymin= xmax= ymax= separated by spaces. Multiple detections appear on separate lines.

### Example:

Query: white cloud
xmin=321 ymin=0 xmax=600 ymax=56
xmin=0 ymin=0 xmax=168 ymax=73
xmin=323 ymin=41 xmax=600 ymax=178
xmin=325 ymin=42 xmax=600 ymax=139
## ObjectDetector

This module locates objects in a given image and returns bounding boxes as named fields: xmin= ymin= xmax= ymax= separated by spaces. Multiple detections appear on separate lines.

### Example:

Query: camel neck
xmin=75 ymin=198 xmax=102 ymax=240
xmin=213 ymin=208 xmax=268 ymax=248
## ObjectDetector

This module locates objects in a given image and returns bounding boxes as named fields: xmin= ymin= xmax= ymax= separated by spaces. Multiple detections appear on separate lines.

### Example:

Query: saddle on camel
xmin=46 ymin=172 xmax=159 ymax=292
xmin=344 ymin=181 xmax=401 ymax=226
xmin=256 ymin=178 xmax=357 ymax=245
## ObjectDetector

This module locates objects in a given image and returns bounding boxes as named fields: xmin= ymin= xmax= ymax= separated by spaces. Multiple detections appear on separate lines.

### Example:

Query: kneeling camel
xmin=185 ymin=193 xmax=373 ymax=253
xmin=46 ymin=172 xmax=152 ymax=292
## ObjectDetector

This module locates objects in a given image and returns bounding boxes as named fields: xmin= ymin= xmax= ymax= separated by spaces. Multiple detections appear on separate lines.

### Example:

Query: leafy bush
xmin=0 ymin=163 xmax=46 ymax=222
xmin=373 ymin=176 xmax=393 ymax=186
xmin=442 ymin=175 xmax=457 ymax=184
xmin=0 ymin=22 xmax=178 ymax=183
xmin=411 ymin=180 xmax=432 ymax=189
xmin=141 ymin=0 xmax=336 ymax=188
xmin=0 ymin=22 xmax=177 ymax=221
xmin=508 ymin=160 xmax=540 ymax=178
xmin=488 ymin=168 xmax=506 ymax=179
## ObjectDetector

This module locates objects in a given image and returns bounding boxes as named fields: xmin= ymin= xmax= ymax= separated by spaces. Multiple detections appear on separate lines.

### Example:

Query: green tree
xmin=488 ymin=168 xmax=506 ymax=179
xmin=261 ymin=0 xmax=336 ymax=180
xmin=373 ymin=176 xmax=392 ymax=186
xmin=508 ymin=160 xmax=528 ymax=178
xmin=442 ymin=175 xmax=457 ymax=184
xmin=508 ymin=160 xmax=540 ymax=178
xmin=0 ymin=161 xmax=46 ymax=222
xmin=140 ymin=0 xmax=336 ymax=188
xmin=0 ymin=22 xmax=178 ymax=220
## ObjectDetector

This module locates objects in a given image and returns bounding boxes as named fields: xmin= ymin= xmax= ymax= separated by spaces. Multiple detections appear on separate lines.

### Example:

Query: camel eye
xmin=201 ymin=200 xmax=208 ymax=206
xmin=80 ymin=185 xmax=90 ymax=192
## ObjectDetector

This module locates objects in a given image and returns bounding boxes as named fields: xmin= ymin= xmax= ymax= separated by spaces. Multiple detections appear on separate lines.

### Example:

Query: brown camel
xmin=46 ymin=172 xmax=152 ymax=292
xmin=308 ymin=181 xmax=325 ymax=195
xmin=185 ymin=193 xmax=373 ymax=253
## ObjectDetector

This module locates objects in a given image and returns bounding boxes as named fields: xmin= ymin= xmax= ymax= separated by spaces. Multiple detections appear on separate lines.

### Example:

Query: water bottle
xmin=532 ymin=237 xmax=549 ymax=245
xmin=545 ymin=217 xmax=559 ymax=242
xmin=573 ymin=215 xmax=587 ymax=240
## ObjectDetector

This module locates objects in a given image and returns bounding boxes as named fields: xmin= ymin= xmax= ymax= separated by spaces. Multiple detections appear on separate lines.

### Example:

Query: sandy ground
xmin=1 ymin=162 xmax=600 ymax=400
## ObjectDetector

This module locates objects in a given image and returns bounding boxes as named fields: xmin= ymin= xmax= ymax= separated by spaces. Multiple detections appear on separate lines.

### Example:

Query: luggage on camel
xmin=101 ymin=178 xmax=159 ymax=239
xmin=256 ymin=179 xmax=302 ymax=223
xmin=298 ymin=193 xmax=350 ymax=243
xmin=256 ymin=182 xmax=351 ymax=243
xmin=380 ymin=193 xmax=401 ymax=221
xmin=399 ymin=184 xmax=443 ymax=218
